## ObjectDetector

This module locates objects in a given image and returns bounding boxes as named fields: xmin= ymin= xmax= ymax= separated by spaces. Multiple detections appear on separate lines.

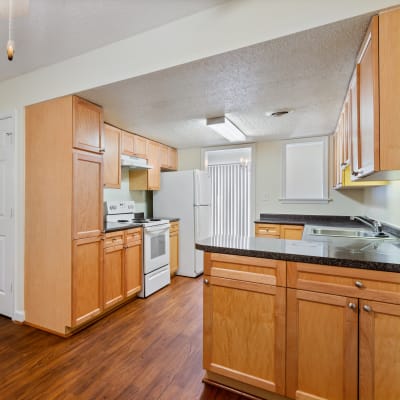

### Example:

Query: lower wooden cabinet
xmin=169 ymin=221 xmax=179 ymax=276
xmin=359 ymin=300 xmax=400 ymax=400
xmin=72 ymin=236 xmax=103 ymax=327
xmin=286 ymin=288 xmax=358 ymax=400
xmin=124 ymin=228 xmax=142 ymax=298
xmin=103 ymin=242 xmax=124 ymax=310
xmin=203 ymin=253 xmax=286 ymax=396
xmin=255 ymin=223 xmax=304 ymax=240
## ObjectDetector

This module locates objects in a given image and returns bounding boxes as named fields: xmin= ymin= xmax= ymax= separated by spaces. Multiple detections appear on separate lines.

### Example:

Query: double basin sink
xmin=306 ymin=226 xmax=395 ymax=240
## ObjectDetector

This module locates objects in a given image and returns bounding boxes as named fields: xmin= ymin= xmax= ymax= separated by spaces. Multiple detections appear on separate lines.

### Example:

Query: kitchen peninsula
xmin=196 ymin=216 xmax=400 ymax=400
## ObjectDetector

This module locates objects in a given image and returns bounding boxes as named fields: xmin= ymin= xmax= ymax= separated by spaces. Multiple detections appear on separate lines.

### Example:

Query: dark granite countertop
xmin=104 ymin=221 xmax=143 ymax=233
xmin=153 ymin=217 xmax=180 ymax=222
xmin=196 ymin=234 xmax=400 ymax=273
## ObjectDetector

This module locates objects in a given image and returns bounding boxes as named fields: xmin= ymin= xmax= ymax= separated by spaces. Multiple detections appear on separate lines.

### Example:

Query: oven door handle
xmin=144 ymin=225 xmax=169 ymax=234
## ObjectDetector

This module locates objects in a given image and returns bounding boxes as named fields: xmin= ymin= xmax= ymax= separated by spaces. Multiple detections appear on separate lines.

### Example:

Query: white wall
xmin=1 ymin=0 xmax=398 ymax=320
xmin=103 ymin=168 xmax=151 ymax=217
xmin=179 ymin=141 xmax=366 ymax=218
xmin=363 ymin=181 xmax=400 ymax=226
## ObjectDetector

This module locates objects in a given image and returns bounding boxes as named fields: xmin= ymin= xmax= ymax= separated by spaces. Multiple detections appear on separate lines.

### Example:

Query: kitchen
xmin=1 ymin=1 xmax=400 ymax=399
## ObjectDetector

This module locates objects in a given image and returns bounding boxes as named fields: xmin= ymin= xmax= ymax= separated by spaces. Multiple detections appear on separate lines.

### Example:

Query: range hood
xmin=121 ymin=154 xmax=153 ymax=169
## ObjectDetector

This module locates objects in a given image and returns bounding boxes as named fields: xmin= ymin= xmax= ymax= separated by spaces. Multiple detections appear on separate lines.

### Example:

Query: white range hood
xmin=120 ymin=154 xmax=153 ymax=169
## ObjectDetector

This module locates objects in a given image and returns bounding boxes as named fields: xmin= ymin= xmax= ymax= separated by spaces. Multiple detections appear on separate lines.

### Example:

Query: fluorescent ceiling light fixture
xmin=206 ymin=116 xmax=246 ymax=142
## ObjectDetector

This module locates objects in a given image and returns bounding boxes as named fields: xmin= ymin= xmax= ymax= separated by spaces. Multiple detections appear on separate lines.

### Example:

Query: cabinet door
xmin=168 ymin=147 xmax=178 ymax=170
xmin=121 ymin=131 xmax=135 ymax=156
xmin=379 ymin=8 xmax=400 ymax=171
xmin=160 ymin=144 xmax=169 ymax=169
xmin=350 ymin=69 xmax=360 ymax=179
xmin=133 ymin=135 xmax=148 ymax=159
xmin=286 ymin=289 xmax=358 ymax=400
xmin=147 ymin=141 xmax=160 ymax=190
xmin=169 ymin=231 xmax=179 ymax=276
xmin=103 ymin=245 xmax=124 ymax=309
xmin=72 ymin=237 xmax=103 ymax=327
xmin=104 ymin=124 xmax=121 ymax=189
xmin=281 ymin=225 xmax=303 ymax=240
xmin=357 ymin=16 xmax=379 ymax=178
xmin=73 ymin=150 xmax=103 ymax=239
xmin=73 ymin=96 xmax=104 ymax=154
xmin=124 ymin=242 xmax=142 ymax=297
xmin=255 ymin=223 xmax=280 ymax=238
xmin=359 ymin=300 xmax=400 ymax=400
xmin=204 ymin=276 xmax=286 ymax=395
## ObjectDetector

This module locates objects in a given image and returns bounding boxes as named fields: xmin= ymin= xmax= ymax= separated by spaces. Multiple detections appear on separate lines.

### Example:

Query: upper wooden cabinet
xmin=73 ymin=96 xmax=104 ymax=154
xmin=104 ymin=124 xmax=121 ymax=189
xmin=133 ymin=135 xmax=148 ymax=159
xmin=121 ymin=130 xmax=135 ymax=156
xmin=168 ymin=147 xmax=178 ymax=170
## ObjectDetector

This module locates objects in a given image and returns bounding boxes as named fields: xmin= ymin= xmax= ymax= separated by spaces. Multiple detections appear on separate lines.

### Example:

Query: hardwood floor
xmin=0 ymin=276 xmax=247 ymax=400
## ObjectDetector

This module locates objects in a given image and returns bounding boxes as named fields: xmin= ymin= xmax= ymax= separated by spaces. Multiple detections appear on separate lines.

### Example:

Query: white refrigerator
xmin=153 ymin=170 xmax=211 ymax=277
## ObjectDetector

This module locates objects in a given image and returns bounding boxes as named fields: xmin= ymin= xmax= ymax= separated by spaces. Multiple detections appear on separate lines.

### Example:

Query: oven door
xmin=143 ymin=224 xmax=170 ymax=274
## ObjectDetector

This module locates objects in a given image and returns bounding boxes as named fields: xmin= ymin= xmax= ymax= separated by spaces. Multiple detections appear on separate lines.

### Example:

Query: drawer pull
xmin=355 ymin=281 xmax=364 ymax=288
xmin=204 ymin=279 xmax=209 ymax=285
xmin=348 ymin=303 xmax=357 ymax=310
xmin=363 ymin=304 xmax=372 ymax=313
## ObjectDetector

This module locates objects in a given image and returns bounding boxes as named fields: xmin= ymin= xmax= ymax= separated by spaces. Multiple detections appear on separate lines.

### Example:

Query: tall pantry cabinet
xmin=25 ymin=95 xmax=104 ymax=335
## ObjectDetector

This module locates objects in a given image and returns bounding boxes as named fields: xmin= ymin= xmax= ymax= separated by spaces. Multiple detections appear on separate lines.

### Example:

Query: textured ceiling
xmin=80 ymin=14 xmax=372 ymax=148
xmin=0 ymin=0 xmax=228 ymax=81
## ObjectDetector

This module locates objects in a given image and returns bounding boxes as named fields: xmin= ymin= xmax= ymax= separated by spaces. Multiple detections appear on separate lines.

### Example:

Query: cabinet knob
xmin=348 ymin=302 xmax=357 ymax=310
xmin=352 ymin=170 xmax=359 ymax=176
xmin=99 ymin=147 xmax=105 ymax=153
xmin=354 ymin=281 xmax=364 ymax=288
xmin=204 ymin=279 xmax=209 ymax=285
xmin=363 ymin=304 xmax=372 ymax=313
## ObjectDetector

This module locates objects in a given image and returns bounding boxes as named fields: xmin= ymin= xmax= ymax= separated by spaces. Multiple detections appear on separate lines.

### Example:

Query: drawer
xmin=204 ymin=252 xmax=286 ymax=287
xmin=288 ymin=262 xmax=400 ymax=304
xmin=125 ymin=228 xmax=142 ymax=244
xmin=255 ymin=223 xmax=281 ymax=237
xmin=170 ymin=222 xmax=179 ymax=234
xmin=104 ymin=231 xmax=124 ymax=248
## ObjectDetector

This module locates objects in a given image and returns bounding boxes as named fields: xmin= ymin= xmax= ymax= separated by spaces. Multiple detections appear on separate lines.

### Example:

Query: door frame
xmin=0 ymin=111 xmax=15 ymax=319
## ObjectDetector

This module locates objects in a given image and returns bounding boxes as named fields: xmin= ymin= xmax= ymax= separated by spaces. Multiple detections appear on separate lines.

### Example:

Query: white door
xmin=0 ymin=116 xmax=14 ymax=317
xmin=194 ymin=170 xmax=211 ymax=206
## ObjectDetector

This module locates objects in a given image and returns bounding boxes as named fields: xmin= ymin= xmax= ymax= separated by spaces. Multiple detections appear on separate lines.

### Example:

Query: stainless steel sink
xmin=308 ymin=227 xmax=394 ymax=240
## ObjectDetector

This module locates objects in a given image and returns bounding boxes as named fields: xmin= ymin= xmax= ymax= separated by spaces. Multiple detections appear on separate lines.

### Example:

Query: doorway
xmin=0 ymin=114 xmax=15 ymax=317
xmin=204 ymin=145 xmax=254 ymax=237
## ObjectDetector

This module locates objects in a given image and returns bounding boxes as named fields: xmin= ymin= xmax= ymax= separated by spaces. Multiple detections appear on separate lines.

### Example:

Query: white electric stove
xmin=104 ymin=201 xmax=170 ymax=297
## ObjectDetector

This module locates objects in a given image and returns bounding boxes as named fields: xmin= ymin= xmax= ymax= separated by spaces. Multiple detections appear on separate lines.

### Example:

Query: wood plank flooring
xmin=0 ymin=276 xmax=247 ymax=400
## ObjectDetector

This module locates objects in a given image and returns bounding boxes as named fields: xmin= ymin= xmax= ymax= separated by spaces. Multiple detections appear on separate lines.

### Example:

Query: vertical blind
xmin=208 ymin=163 xmax=251 ymax=237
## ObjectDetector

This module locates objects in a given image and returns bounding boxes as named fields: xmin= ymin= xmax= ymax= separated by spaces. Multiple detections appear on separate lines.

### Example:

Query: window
xmin=281 ymin=136 xmax=329 ymax=203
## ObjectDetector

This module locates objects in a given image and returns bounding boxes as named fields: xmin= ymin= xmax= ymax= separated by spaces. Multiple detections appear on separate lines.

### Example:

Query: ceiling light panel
xmin=206 ymin=116 xmax=246 ymax=142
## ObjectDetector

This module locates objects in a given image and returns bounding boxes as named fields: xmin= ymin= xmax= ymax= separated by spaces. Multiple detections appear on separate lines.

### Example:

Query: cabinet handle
xmin=99 ymin=147 xmax=106 ymax=153
xmin=204 ymin=279 xmax=209 ymax=285
xmin=363 ymin=304 xmax=372 ymax=313
xmin=351 ymin=170 xmax=359 ymax=176
xmin=354 ymin=281 xmax=364 ymax=288
xmin=348 ymin=302 xmax=357 ymax=310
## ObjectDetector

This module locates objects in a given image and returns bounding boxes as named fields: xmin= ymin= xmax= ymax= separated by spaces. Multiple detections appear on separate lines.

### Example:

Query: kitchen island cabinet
xmin=197 ymin=233 xmax=400 ymax=400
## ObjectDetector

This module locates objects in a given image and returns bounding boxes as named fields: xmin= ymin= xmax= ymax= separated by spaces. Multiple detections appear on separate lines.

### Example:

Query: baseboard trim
xmin=13 ymin=310 xmax=25 ymax=322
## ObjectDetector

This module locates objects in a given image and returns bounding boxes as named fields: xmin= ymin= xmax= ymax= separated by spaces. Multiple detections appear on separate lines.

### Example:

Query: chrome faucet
xmin=350 ymin=216 xmax=383 ymax=234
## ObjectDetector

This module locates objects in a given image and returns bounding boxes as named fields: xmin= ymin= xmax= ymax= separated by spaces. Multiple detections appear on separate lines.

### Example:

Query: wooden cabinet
xmin=25 ymin=95 xmax=105 ymax=335
xmin=124 ymin=228 xmax=142 ymax=298
xmin=255 ymin=223 xmax=303 ymax=240
xmin=72 ymin=236 xmax=103 ymax=327
xmin=359 ymin=300 xmax=400 ymax=400
xmin=103 ymin=124 xmax=121 ymax=188
xmin=203 ymin=253 xmax=286 ymax=396
xmin=356 ymin=16 xmax=379 ymax=178
xmin=72 ymin=150 xmax=103 ymax=239
xmin=287 ymin=261 xmax=400 ymax=400
xmin=129 ymin=139 xmax=161 ymax=190
xmin=169 ymin=221 xmax=179 ymax=276
xmin=103 ymin=231 xmax=124 ymax=309
xmin=160 ymin=145 xmax=178 ymax=171
xmin=73 ymin=96 xmax=104 ymax=154
xmin=160 ymin=144 xmax=169 ymax=169
xmin=121 ymin=130 xmax=135 ymax=156
xmin=133 ymin=134 xmax=148 ymax=159
xmin=286 ymin=289 xmax=358 ymax=400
